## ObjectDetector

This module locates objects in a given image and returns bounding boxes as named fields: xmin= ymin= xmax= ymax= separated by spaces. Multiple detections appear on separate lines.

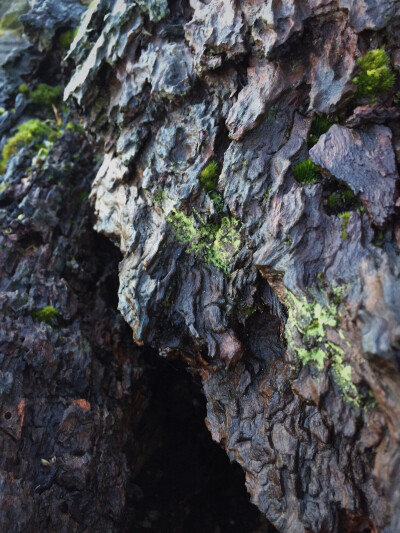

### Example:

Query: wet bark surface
xmin=0 ymin=0 xmax=400 ymax=532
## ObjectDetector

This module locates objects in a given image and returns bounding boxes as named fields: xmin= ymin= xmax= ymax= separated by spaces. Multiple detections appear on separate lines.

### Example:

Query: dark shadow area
xmin=126 ymin=353 xmax=277 ymax=533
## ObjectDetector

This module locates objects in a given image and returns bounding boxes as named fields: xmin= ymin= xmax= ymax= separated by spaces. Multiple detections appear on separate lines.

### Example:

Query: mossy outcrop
xmin=1 ymin=1 xmax=400 ymax=532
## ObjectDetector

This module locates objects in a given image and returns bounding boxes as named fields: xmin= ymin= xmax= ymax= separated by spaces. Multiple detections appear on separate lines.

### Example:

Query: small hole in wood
xmin=59 ymin=502 xmax=68 ymax=514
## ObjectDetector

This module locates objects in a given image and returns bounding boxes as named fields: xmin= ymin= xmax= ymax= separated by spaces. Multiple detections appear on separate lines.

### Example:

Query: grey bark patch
xmin=310 ymin=124 xmax=398 ymax=226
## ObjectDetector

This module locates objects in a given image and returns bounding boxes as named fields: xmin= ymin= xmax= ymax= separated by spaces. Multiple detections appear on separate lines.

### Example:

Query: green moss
xmin=210 ymin=192 xmax=224 ymax=214
xmin=244 ymin=307 xmax=257 ymax=317
xmin=29 ymin=84 xmax=61 ymax=106
xmin=327 ymin=189 xmax=359 ymax=214
xmin=66 ymin=121 xmax=85 ymax=135
xmin=32 ymin=306 xmax=60 ymax=326
xmin=342 ymin=190 xmax=355 ymax=202
xmin=2 ymin=119 xmax=53 ymax=160
xmin=19 ymin=82 xmax=28 ymax=94
xmin=59 ymin=28 xmax=78 ymax=51
xmin=353 ymin=48 xmax=395 ymax=99
xmin=167 ymin=209 xmax=241 ymax=275
xmin=0 ymin=119 xmax=53 ymax=174
xmin=78 ymin=191 xmax=89 ymax=204
xmin=153 ymin=187 xmax=167 ymax=204
xmin=327 ymin=193 xmax=340 ymax=209
xmin=293 ymin=159 xmax=320 ymax=185
xmin=308 ymin=116 xmax=333 ymax=146
xmin=373 ymin=231 xmax=384 ymax=247
xmin=200 ymin=161 xmax=220 ymax=192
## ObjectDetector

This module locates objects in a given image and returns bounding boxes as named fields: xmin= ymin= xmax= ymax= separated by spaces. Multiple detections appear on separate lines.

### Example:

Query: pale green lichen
xmin=286 ymin=291 xmax=337 ymax=371
xmin=285 ymin=287 xmax=363 ymax=405
xmin=208 ymin=217 xmax=241 ymax=273
xmin=167 ymin=209 xmax=241 ymax=274
xmin=328 ymin=341 xmax=359 ymax=404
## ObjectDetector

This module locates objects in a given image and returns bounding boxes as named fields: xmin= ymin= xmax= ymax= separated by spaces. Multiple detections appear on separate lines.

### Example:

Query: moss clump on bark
xmin=29 ymin=84 xmax=61 ymax=106
xmin=308 ymin=116 xmax=334 ymax=147
xmin=353 ymin=48 xmax=395 ymax=99
xmin=31 ymin=306 xmax=61 ymax=326
xmin=59 ymin=28 xmax=78 ymax=51
xmin=19 ymin=82 xmax=28 ymax=94
xmin=0 ymin=119 xmax=53 ymax=174
xmin=293 ymin=159 xmax=321 ymax=185
xmin=199 ymin=160 xmax=220 ymax=193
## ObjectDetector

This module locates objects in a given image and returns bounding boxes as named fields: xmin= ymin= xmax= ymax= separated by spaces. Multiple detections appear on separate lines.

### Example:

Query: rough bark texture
xmin=1 ymin=0 xmax=400 ymax=532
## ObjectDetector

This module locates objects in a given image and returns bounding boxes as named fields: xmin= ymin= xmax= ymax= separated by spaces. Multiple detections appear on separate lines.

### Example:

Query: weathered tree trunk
xmin=1 ymin=0 xmax=400 ymax=532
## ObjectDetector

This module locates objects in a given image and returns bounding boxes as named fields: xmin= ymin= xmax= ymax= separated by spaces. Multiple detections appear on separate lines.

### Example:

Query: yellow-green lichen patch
xmin=167 ymin=209 xmax=241 ymax=275
xmin=208 ymin=217 xmax=241 ymax=273
xmin=285 ymin=287 xmax=364 ymax=405
xmin=329 ymin=342 xmax=359 ymax=405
